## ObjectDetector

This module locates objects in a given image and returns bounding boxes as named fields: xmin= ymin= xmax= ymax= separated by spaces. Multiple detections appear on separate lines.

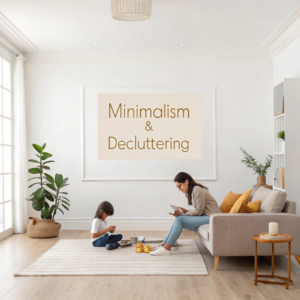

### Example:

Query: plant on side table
xmin=240 ymin=148 xmax=273 ymax=186
xmin=26 ymin=143 xmax=70 ymax=238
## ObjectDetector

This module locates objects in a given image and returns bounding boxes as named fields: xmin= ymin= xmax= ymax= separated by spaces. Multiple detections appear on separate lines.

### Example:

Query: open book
xmin=138 ymin=236 xmax=164 ymax=243
xmin=121 ymin=236 xmax=164 ymax=243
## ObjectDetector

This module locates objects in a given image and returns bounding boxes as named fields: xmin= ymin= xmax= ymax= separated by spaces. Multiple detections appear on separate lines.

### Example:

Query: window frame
xmin=0 ymin=45 xmax=14 ymax=238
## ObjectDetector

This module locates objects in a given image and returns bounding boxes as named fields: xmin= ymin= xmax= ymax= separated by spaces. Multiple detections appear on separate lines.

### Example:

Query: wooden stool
xmin=253 ymin=233 xmax=293 ymax=289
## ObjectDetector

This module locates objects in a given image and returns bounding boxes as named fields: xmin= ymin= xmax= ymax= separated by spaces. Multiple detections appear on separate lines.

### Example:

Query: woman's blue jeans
xmin=93 ymin=234 xmax=123 ymax=247
xmin=163 ymin=215 xmax=210 ymax=246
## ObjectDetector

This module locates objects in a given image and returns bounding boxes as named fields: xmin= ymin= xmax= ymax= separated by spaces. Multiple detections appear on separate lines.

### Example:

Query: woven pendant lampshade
xmin=111 ymin=0 xmax=152 ymax=22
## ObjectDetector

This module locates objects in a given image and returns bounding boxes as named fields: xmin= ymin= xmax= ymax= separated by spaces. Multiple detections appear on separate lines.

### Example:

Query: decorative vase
xmin=27 ymin=217 xmax=61 ymax=238
xmin=281 ymin=140 xmax=285 ymax=153
xmin=257 ymin=176 xmax=266 ymax=186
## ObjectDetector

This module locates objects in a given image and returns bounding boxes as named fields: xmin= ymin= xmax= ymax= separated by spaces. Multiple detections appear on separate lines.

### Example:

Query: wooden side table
xmin=253 ymin=233 xmax=293 ymax=289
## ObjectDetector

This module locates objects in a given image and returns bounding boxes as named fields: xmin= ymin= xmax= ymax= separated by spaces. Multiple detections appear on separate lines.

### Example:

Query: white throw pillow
xmin=252 ymin=187 xmax=287 ymax=213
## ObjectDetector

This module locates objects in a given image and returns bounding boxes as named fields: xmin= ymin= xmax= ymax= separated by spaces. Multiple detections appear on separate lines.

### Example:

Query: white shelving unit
xmin=273 ymin=83 xmax=285 ymax=191
xmin=273 ymin=79 xmax=300 ymax=205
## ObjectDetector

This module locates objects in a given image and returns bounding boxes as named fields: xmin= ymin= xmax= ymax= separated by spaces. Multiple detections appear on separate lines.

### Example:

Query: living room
xmin=0 ymin=1 xmax=300 ymax=299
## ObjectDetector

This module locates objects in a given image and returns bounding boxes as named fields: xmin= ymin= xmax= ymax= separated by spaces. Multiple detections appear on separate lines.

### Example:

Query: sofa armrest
xmin=208 ymin=213 xmax=300 ymax=256
xmin=282 ymin=200 xmax=297 ymax=214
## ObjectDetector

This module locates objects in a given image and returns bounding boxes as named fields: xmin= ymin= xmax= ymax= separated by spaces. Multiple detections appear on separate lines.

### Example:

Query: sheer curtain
xmin=13 ymin=54 xmax=27 ymax=233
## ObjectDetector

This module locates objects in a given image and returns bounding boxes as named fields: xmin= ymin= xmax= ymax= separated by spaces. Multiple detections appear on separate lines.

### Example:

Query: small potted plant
xmin=240 ymin=148 xmax=273 ymax=186
xmin=277 ymin=130 xmax=285 ymax=153
xmin=26 ymin=143 xmax=70 ymax=238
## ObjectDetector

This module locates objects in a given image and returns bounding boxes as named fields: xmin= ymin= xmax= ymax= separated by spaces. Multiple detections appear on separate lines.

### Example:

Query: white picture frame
xmin=81 ymin=85 xmax=217 ymax=181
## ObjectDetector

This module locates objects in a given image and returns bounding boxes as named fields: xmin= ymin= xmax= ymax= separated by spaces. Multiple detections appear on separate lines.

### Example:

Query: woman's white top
xmin=91 ymin=218 xmax=108 ymax=242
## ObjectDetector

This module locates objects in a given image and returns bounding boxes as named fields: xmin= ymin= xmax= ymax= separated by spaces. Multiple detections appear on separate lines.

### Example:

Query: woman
xmin=151 ymin=172 xmax=222 ymax=256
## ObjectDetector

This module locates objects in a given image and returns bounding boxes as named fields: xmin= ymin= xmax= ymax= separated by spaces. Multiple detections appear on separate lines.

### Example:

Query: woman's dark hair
xmin=94 ymin=201 xmax=114 ymax=219
xmin=174 ymin=172 xmax=208 ymax=205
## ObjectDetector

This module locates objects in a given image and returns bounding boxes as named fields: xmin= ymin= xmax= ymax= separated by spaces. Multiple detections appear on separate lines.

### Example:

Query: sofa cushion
xmin=229 ymin=189 xmax=253 ymax=213
xmin=219 ymin=191 xmax=243 ymax=213
xmin=198 ymin=224 xmax=209 ymax=240
xmin=252 ymin=187 xmax=287 ymax=213
xmin=238 ymin=201 xmax=261 ymax=213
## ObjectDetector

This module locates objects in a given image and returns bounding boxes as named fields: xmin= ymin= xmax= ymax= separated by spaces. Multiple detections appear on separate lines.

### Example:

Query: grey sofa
xmin=197 ymin=187 xmax=300 ymax=270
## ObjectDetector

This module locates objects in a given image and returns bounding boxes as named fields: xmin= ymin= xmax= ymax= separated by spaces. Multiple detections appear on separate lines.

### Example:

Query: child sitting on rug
xmin=91 ymin=201 xmax=122 ymax=250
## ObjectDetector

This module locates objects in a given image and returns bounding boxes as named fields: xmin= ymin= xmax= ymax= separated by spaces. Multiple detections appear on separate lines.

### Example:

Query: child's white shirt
xmin=91 ymin=218 xmax=108 ymax=243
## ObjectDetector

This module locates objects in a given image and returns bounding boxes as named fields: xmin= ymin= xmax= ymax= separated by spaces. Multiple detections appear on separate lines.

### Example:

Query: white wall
xmin=24 ymin=58 xmax=273 ymax=229
xmin=273 ymin=36 xmax=300 ymax=86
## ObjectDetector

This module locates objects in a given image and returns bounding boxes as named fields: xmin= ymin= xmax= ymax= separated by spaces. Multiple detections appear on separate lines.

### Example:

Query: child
xmin=91 ymin=201 xmax=122 ymax=250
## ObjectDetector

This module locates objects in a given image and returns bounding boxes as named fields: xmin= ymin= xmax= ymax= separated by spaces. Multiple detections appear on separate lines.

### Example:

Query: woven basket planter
xmin=27 ymin=217 xmax=61 ymax=238
xmin=257 ymin=176 xmax=267 ymax=186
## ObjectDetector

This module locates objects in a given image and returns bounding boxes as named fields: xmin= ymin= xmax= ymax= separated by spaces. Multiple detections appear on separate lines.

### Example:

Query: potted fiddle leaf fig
xmin=240 ymin=148 xmax=273 ymax=186
xmin=26 ymin=143 xmax=70 ymax=238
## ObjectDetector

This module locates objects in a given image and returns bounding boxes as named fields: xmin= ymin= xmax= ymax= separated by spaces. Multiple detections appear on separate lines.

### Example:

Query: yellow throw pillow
xmin=229 ymin=189 xmax=253 ymax=213
xmin=239 ymin=201 xmax=261 ymax=213
xmin=219 ymin=191 xmax=243 ymax=213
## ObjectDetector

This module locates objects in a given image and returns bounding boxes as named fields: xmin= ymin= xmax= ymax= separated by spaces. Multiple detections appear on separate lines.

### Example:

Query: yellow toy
xmin=144 ymin=245 xmax=151 ymax=250
xmin=136 ymin=243 xmax=143 ymax=248
xmin=144 ymin=248 xmax=151 ymax=253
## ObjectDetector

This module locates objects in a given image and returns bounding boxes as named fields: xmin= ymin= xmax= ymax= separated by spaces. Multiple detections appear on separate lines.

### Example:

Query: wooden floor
xmin=0 ymin=230 xmax=300 ymax=300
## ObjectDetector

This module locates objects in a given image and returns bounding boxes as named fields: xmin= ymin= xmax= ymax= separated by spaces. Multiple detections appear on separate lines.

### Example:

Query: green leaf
xmin=46 ymin=183 xmax=57 ymax=191
xmin=32 ymin=199 xmax=43 ymax=211
xmin=45 ymin=192 xmax=54 ymax=202
xmin=44 ymin=202 xmax=50 ymax=209
xmin=44 ymin=173 xmax=54 ymax=184
xmin=42 ymin=143 xmax=46 ymax=150
xmin=61 ymin=178 xmax=68 ymax=187
xmin=28 ymin=177 xmax=41 ymax=181
xmin=57 ymin=207 xmax=64 ymax=215
xmin=28 ymin=182 xmax=41 ymax=188
xmin=25 ymin=198 xmax=34 ymax=201
xmin=43 ymin=160 xmax=55 ymax=165
xmin=41 ymin=152 xmax=53 ymax=160
xmin=35 ymin=154 xmax=41 ymax=158
xmin=61 ymin=183 xmax=69 ymax=188
xmin=41 ymin=208 xmax=51 ymax=219
xmin=55 ymin=174 xmax=63 ymax=188
xmin=34 ymin=187 xmax=45 ymax=200
xmin=42 ymin=166 xmax=50 ymax=170
xmin=28 ymin=159 xmax=40 ymax=163
xmin=32 ymin=144 xmax=43 ymax=153
xmin=28 ymin=168 xmax=42 ymax=174
xmin=60 ymin=192 xmax=68 ymax=195
xmin=50 ymin=205 xmax=55 ymax=214
xmin=62 ymin=204 xmax=69 ymax=211
xmin=61 ymin=200 xmax=70 ymax=206
xmin=62 ymin=197 xmax=70 ymax=202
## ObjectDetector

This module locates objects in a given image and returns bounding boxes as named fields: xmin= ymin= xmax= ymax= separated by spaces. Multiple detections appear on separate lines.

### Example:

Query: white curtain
xmin=13 ymin=54 xmax=27 ymax=233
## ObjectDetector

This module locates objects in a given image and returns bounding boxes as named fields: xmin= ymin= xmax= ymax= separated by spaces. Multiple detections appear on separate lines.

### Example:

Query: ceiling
xmin=0 ymin=0 xmax=300 ymax=53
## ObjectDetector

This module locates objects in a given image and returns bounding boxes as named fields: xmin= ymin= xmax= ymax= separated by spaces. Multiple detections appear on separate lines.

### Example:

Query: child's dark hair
xmin=94 ymin=201 xmax=114 ymax=219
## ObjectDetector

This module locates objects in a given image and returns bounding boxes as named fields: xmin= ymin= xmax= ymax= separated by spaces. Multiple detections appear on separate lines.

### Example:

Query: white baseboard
xmin=0 ymin=227 xmax=14 ymax=241
xmin=55 ymin=218 xmax=174 ymax=231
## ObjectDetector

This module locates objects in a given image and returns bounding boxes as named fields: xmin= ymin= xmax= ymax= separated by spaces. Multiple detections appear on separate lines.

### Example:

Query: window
xmin=0 ymin=56 xmax=12 ymax=233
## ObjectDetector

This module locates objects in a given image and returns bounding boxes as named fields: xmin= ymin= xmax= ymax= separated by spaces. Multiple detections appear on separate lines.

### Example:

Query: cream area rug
xmin=15 ymin=239 xmax=208 ymax=276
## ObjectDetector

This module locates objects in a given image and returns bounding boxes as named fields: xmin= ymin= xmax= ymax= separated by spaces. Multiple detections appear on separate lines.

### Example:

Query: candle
xmin=269 ymin=222 xmax=278 ymax=236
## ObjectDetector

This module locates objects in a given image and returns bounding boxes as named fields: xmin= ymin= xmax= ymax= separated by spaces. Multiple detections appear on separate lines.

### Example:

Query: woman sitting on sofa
xmin=151 ymin=171 xmax=222 ymax=256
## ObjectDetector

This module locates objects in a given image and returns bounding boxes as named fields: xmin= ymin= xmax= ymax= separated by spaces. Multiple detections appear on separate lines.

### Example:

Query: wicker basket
xmin=27 ymin=217 xmax=61 ymax=238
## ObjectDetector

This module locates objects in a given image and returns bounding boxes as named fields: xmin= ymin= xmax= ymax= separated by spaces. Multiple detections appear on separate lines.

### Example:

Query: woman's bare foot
xmin=163 ymin=243 xmax=172 ymax=251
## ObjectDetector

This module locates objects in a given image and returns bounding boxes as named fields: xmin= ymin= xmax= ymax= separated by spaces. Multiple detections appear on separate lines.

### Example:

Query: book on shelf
xmin=279 ymin=167 xmax=285 ymax=189
xmin=260 ymin=234 xmax=285 ymax=240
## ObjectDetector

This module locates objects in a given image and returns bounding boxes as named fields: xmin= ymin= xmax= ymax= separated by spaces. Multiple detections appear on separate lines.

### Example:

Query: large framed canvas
xmin=81 ymin=86 xmax=217 ymax=181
